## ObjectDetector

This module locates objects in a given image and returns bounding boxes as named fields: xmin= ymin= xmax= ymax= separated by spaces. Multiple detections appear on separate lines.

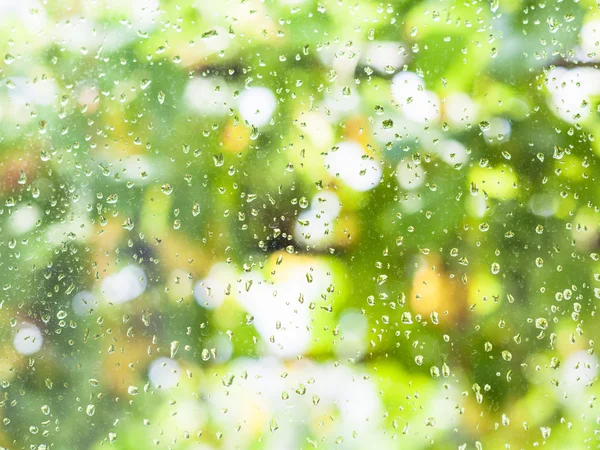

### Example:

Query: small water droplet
xmin=170 ymin=340 xmax=180 ymax=358
xmin=127 ymin=386 xmax=139 ymax=395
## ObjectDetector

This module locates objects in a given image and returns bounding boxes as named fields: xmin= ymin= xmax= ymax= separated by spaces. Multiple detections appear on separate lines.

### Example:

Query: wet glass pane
xmin=1 ymin=0 xmax=600 ymax=448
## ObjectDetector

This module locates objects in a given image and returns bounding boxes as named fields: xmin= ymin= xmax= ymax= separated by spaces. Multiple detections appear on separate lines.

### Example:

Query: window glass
xmin=1 ymin=0 xmax=599 ymax=449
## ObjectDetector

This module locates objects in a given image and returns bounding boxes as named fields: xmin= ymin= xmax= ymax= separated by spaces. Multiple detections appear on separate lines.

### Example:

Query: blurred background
xmin=0 ymin=0 xmax=599 ymax=448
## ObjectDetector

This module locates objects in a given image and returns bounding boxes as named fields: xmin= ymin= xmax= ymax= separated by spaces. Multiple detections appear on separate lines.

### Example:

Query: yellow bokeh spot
xmin=555 ymin=155 xmax=584 ymax=180
xmin=410 ymin=257 xmax=464 ymax=323
xmin=222 ymin=121 xmax=250 ymax=153
xmin=467 ymin=272 xmax=503 ymax=316
xmin=469 ymin=165 xmax=518 ymax=199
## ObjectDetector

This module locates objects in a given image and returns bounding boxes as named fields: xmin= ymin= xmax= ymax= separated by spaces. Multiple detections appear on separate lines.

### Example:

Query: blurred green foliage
xmin=1 ymin=0 xmax=600 ymax=448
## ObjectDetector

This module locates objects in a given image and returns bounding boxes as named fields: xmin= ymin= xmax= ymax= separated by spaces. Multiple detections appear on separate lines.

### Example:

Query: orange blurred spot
xmin=343 ymin=116 xmax=372 ymax=149
xmin=0 ymin=155 xmax=37 ymax=193
xmin=102 ymin=333 xmax=151 ymax=396
xmin=410 ymin=257 xmax=464 ymax=324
